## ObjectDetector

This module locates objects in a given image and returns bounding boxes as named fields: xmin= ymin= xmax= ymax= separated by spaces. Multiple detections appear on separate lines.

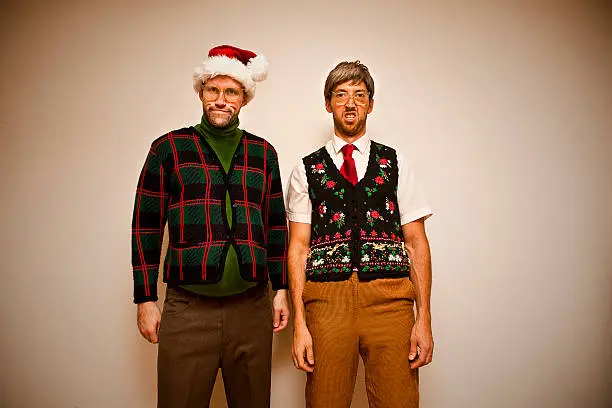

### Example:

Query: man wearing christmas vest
xmin=287 ymin=61 xmax=434 ymax=407
xmin=131 ymin=45 xmax=289 ymax=407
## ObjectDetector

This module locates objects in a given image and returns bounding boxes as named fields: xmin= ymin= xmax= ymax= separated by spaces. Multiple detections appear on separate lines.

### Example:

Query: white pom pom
xmin=247 ymin=54 xmax=268 ymax=82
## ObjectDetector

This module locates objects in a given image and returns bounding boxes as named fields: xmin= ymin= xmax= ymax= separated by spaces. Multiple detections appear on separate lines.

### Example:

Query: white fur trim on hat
xmin=193 ymin=55 xmax=268 ymax=104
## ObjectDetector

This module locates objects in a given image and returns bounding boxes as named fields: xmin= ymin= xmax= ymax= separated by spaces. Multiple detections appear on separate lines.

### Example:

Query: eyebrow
xmin=204 ymin=85 xmax=242 ymax=90
xmin=334 ymin=87 xmax=368 ymax=93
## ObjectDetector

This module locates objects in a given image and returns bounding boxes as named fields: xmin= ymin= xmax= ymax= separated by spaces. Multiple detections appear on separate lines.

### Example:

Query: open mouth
xmin=344 ymin=112 xmax=357 ymax=123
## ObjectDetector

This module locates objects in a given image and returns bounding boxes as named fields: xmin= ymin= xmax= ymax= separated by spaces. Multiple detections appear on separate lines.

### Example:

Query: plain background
xmin=1 ymin=1 xmax=611 ymax=407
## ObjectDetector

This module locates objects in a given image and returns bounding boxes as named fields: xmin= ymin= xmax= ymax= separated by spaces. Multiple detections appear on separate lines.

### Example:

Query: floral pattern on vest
xmin=303 ymin=141 xmax=411 ymax=281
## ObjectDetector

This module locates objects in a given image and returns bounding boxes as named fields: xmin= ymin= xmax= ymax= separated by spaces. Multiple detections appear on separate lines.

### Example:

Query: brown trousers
xmin=303 ymin=273 xmax=419 ymax=408
xmin=157 ymin=284 xmax=273 ymax=408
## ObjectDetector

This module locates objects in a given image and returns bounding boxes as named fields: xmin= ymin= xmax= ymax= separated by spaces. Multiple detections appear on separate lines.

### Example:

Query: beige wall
xmin=1 ymin=1 xmax=611 ymax=407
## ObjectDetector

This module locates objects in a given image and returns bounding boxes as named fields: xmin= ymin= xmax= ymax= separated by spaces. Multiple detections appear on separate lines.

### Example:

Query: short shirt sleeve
xmin=286 ymin=161 xmax=312 ymax=224
xmin=397 ymin=152 xmax=433 ymax=225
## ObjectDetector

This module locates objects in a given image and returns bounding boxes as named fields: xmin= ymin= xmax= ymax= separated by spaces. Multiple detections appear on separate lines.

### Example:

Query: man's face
xmin=325 ymin=80 xmax=374 ymax=139
xmin=199 ymin=75 xmax=246 ymax=128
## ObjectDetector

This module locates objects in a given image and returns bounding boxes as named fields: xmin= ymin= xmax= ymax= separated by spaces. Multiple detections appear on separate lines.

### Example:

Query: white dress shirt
xmin=287 ymin=134 xmax=433 ymax=225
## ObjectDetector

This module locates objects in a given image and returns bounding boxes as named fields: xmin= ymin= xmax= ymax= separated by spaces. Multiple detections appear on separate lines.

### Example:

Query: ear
xmin=198 ymin=89 xmax=205 ymax=103
xmin=325 ymin=99 xmax=332 ymax=113
xmin=367 ymin=98 xmax=374 ymax=114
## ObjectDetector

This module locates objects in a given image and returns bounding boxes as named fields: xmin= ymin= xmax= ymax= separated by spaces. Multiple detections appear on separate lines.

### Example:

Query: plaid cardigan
xmin=131 ymin=127 xmax=288 ymax=303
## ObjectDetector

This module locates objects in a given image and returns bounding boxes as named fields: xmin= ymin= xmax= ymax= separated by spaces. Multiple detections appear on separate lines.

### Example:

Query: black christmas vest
xmin=303 ymin=141 xmax=411 ymax=282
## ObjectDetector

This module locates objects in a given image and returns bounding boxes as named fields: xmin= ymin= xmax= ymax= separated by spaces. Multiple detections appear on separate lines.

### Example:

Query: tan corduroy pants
xmin=303 ymin=273 xmax=419 ymax=408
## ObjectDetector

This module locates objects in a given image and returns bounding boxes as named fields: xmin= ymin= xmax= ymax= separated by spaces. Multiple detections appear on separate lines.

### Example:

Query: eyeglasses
xmin=331 ymin=90 xmax=370 ymax=105
xmin=202 ymin=85 xmax=244 ymax=102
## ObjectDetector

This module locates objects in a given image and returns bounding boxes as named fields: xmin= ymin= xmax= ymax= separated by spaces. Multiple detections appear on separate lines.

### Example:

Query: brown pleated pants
xmin=303 ymin=273 xmax=419 ymax=408
xmin=157 ymin=284 xmax=273 ymax=408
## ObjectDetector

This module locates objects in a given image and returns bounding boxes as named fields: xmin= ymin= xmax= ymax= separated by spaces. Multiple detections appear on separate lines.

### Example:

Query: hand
xmin=409 ymin=317 xmax=434 ymax=369
xmin=137 ymin=301 xmax=161 ymax=343
xmin=292 ymin=325 xmax=315 ymax=372
xmin=272 ymin=289 xmax=290 ymax=332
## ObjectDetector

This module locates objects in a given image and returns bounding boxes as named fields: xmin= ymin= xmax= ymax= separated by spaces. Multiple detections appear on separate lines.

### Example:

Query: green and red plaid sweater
xmin=131 ymin=127 xmax=288 ymax=303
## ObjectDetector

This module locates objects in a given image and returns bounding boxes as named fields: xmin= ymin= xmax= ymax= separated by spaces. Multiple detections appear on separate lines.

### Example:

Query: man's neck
xmin=333 ymin=131 xmax=366 ymax=145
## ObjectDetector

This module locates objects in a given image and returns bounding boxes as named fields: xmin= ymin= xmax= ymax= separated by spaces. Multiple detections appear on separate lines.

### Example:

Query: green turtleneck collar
xmin=193 ymin=115 xmax=243 ymax=173
xmin=194 ymin=114 xmax=242 ymax=140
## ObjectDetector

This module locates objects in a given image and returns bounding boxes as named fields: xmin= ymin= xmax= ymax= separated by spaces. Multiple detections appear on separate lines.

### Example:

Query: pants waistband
xmin=166 ymin=282 xmax=268 ymax=303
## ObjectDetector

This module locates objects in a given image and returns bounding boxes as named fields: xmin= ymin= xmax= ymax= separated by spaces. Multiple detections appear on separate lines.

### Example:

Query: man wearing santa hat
xmin=287 ymin=60 xmax=434 ymax=407
xmin=131 ymin=45 xmax=289 ymax=407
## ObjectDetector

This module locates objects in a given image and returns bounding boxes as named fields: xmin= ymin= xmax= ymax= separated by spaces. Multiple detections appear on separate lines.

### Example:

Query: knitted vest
xmin=303 ymin=141 xmax=411 ymax=282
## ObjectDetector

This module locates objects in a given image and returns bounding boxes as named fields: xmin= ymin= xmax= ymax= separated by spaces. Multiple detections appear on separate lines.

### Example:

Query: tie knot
xmin=341 ymin=144 xmax=356 ymax=159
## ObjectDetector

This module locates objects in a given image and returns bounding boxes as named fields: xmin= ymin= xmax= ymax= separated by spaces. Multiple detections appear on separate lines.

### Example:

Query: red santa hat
xmin=193 ymin=45 xmax=268 ymax=104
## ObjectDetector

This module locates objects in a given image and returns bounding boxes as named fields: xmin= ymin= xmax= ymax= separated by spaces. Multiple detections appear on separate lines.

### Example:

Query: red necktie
xmin=340 ymin=144 xmax=358 ymax=185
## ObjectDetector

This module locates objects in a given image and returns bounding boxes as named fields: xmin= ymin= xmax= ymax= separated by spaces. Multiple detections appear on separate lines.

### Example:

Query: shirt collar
xmin=331 ymin=134 xmax=371 ymax=155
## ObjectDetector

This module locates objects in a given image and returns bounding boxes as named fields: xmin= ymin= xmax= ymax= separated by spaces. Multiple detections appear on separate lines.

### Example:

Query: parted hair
xmin=324 ymin=60 xmax=375 ymax=102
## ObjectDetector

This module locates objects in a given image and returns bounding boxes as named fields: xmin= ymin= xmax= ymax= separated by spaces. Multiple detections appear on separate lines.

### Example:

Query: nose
xmin=345 ymin=96 xmax=356 ymax=108
xmin=214 ymin=91 xmax=226 ymax=106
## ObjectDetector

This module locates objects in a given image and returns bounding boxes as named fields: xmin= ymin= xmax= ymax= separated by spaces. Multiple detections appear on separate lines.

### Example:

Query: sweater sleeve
xmin=131 ymin=144 xmax=170 ymax=303
xmin=263 ymin=146 xmax=289 ymax=290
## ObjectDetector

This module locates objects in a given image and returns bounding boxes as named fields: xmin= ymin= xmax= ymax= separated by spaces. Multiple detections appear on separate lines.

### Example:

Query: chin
xmin=341 ymin=125 xmax=363 ymax=137
xmin=212 ymin=119 xmax=230 ymax=128
xmin=207 ymin=113 xmax=231 ymax=127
